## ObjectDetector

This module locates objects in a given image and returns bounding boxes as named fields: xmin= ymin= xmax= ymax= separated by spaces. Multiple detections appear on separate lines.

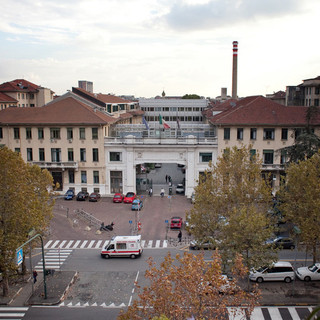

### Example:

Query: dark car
xmin=266 ymin=236 xmax=295 ymax=249
xmin=76 ymin=191 xmax=89 ymax=201
xmin=89 ymin=192 xmax=101 ymax=202
xmin=64 ymin=189 xmax=74 ymax=200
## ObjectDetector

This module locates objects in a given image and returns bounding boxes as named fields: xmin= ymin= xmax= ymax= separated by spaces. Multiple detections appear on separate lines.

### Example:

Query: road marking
xmin=155 ymin=240 xmax=160 ymax=248
xmin=141 ymin=240 xmax=146 ymax=247
xmin=73 ymin=240 xmax=81 ymax=248
xmin=88 ymin=240 xmax=95 ymax=248
xmin=163 ymin=240 xmax=168 ymax=247
xmin=65 ymin=240 xmax=74 ymax=248
xmin=287 ymin=307 xmax=301 ymax=320
xmin=51 ymin=240 xmax=60 ymax=248
xmin=44 ymin=240 xmax=53 ymax=249
xmin=80 ymin=240 xmax=88 ymax=248
xmin=147 ymin=240 xmax=153 ymax=248
xmin=95 ymin=240 xmax=102 ymax=249
xmin=59 ymin=240 xmax=67 ymax=248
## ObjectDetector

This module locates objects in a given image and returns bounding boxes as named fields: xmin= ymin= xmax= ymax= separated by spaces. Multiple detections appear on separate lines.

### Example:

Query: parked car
xmin=176 ymin=184 xmax=185 ymax=194
xmin=131 ymin=199 xmax=143 ymax=211
xmin=170 ymin=217 xmax=183 ymax=229
xmin=296 ymin=263 xmax=320 ymax=281
xmin=123 ymin=192 xmax=136 ymax=203
xmin=249 ymin=261 xmax=295 ymax=283
xmin=64 ymin=189 xmax=74 ymax=200
xmin=76 ymin=191 xmax=89 ymax=201
xmin=89 ymin=192 xmax=101 ymax=202
xmin=265 ymin=236 xmax=295 ymax=249
xmin=189 ymin=238 xmax=217 ymax=250
xmin=154 ymin=163 xmax=162 ymax=168
xmin=113 ymin=193 xmax=124 ymax=203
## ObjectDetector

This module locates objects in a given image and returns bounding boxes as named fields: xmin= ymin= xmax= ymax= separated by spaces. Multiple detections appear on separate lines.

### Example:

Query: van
xmin=249 ymin=261 xmax=295 ymax=283
xmin=101 ymin=235 xmax=143 ymax=259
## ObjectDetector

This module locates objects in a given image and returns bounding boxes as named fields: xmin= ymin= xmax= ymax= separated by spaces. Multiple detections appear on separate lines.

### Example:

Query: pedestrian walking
xmin=178 ymin=230 xmax=182 ymax=242
xmin=149 ymin=187 xmax=153 ymax=197
xmin=165 ymin=175 xmax=168 ymax=183
xmin=33 ymin=270 xmax=38 ymax=283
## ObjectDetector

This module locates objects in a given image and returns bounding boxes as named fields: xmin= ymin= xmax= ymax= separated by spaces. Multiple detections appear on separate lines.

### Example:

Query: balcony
xmin=31 ymin=161 xmax=78 ymax=170
xmin=262 ymin=163 xmax=285 ymax=171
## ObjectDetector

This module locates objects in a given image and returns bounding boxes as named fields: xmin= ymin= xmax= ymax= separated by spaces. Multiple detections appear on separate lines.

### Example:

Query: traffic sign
xmin=165 ymin=220 xmax=168 ymax=223
xmin=129 ymin=220 xmax=132 ymax=224
xmin=16 ymin=248 xmax=23 ymax=266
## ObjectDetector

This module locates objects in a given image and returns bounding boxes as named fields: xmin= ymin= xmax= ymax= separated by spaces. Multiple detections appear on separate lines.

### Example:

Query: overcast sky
xmin=1 ymin=0 xmax=319 ymax=98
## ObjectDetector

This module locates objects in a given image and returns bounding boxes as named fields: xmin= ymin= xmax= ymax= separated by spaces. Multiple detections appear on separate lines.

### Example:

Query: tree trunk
xmin=2 ymin=273 xmax=9 ymax=297
xmin=21 ymin=256 xmax=27 ymax=275
xmin=313 ymin=245 xmax=317 ymax=264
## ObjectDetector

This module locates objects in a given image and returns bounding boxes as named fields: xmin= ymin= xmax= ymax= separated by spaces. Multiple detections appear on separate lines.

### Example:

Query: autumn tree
xmin=118 ymin=251 xmax=260 ymax=320
xmin=188 ymin=146 xmax=277 ymax=270
xmin=0 ymin=147 xmax=55 ymax=296
xmin=279 ymin=151 xmax=320 ymax=263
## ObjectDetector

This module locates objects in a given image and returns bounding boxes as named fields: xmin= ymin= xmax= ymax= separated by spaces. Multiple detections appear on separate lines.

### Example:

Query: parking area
xmin=51 ymin=193 xmax=193 ymax=243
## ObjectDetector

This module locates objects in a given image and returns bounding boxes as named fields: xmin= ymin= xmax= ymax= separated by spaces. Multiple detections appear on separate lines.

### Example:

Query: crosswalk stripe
xmin=80 ymin=240 xmax=88 ymax=248
xmin=155 ymin=240 xmax=160 ymax=248
xmin=44 ymin=240 xmax=53 ymax=249
xmin=59 ymin=240 xmax=67 ymax=248
xmin=163 ymin=240 xmax=168 ymax=247
xmin=141 ymin=240 xmax=146 ymax=247
xmin=0 ymin=307 xmax=29 ymax=311
xmin=51 ymin=240 xmax=60 ymax=248
xmin=147 ymin=240 xmax=153 ymax=248
xmin=95 ymin=240 xmax=102 ymax=249
xmin=73 ymin=240 xmax=81 ymax=248
xmin=228 ymin=307 xmax=246 ymax=320
xmin=287 ymin=307 xmax=301 ymax=320
xmin=102 ymin=240 xmax=109 ymax=249
xmin=267 ymin=307 xmax=282 ymax=319
xmin=250 ymin=307 xmax=264 ymax=319
xmin=88 ymin=240 xmax=95 ymax=248
xmin=65 ymin=240 xmax=74 ymax=248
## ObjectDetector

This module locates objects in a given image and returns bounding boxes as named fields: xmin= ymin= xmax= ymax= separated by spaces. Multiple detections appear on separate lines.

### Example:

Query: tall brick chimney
xmin=232 ymin=41 xmax=238 ymax=99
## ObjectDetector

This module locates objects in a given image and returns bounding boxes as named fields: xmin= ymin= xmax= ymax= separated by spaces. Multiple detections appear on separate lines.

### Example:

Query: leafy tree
xmin=280 ymin=105 xmax=320 ymax=163
xmin=279 ymin=151 xmax=320 ymax=263
xmin=0 ymin=147 xmax=55 ymax=296
xmin=118 ymin=251 xmax=260 ymax=320
xmin=182 ymin=94 xmax=201 ymax=99
xmin=188 ymin=146 xmax=277 ymax=270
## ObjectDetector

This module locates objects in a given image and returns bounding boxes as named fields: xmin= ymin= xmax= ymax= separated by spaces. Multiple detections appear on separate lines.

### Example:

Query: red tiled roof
xmin=0 ymin=96 xmax=116 ymax=125
xmin=0 ymin=79 xmax=40 ymax=93
xmin=0 ymin=92 xmax=17 ymax=103
xmin=206 ymin=95 xmax=320 ymax=126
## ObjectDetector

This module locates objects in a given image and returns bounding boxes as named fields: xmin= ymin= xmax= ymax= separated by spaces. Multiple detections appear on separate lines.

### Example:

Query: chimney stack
xmin=232 ymin=41 xmax=238 ymax=99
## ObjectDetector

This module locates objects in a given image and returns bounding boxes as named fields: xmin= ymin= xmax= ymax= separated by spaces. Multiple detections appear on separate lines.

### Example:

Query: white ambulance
xmin=100 ymin=235 xmax=143 ymax=259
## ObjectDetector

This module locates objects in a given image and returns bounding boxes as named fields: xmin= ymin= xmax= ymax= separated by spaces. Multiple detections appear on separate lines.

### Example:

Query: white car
xmin=296 ymin=263 xmax=320 ymax=282
xmin=249 ymin=261 xmax=295 ymax=283
xmin=176 ymin=184 xmax=185 ymax=194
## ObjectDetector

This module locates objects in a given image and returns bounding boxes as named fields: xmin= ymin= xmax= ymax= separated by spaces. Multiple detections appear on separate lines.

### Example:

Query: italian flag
xmin=159 ymin=114 xmax=170 ymax=129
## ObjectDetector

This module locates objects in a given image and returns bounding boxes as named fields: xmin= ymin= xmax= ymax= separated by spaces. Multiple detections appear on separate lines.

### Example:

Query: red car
xmin=170 ymin=217 xmax=183 ymax=229
xmin=113 ymin=193 xmax=124 ymax=203
xmin=123 ymin=192 xmax=136 ymax=203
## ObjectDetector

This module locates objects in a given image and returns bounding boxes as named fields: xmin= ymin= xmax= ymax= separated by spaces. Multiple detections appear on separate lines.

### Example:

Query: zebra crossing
xmin=56 ymin=304 xmax=314 ymax=319
xmin=44 ymin=239 xmax=169 ymax=250
xmin=34 ymin=249 xmax=72 ymax=271
xmin=0 ymin=307 xmax=28 ymax=319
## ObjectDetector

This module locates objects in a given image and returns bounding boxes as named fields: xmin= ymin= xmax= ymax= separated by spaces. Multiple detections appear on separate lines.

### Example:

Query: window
xmin=15 ymin=148 xmax=20 ymax=153
xmin=80 ymin=148 xmax=86 ymax=162
xmin=263 ymin=128 xmax=275 ymax=140
xmin=93 ymin=171 xmax=99 ymax=184
xmin=280 ymin=150 xmax=287 ymax=164
xmin=315 ymin=87 xmax=320 ymax=95
xmin=50 ymin=128 xmax=60 ymax=139
xmin=38 ymin=128 xmax=44 ymax=139
xmin=92 ymin=148 xmax=99 ymax=162
xmin=27 ymin=148 xmax=33 ymax=161
xmin=250 ymin=128 xmax=257 ymax=140
xmin=199 ymin=152 xmax=212 ymax=163
xmin=116 ymin=243 xmax=126 ymax=250
xmin=51 ymin=148 xmax=61 ymax=162
xmin=250 ymin=149 xmax=256 ymax=160
xmin=315 ymin=99 xmax=319 ymax=107
xmin=263 ymin=150 xmax=274 ymax=164
xmin=79 ymin=128 xmax=86 ymax=140
xmin=68 ymin=148 xmax=74 ymax=161
xmin=69 ymin=170 xmax=75 ymax=183
xmin=110 ymin=152 xmax=122 ymax=161
xmin=281 ymin=128 xmax=288 ymax=140
xmin=81 ymin=171 xmax=87 ymax=183
xmin=39 ymin=148 xmax=45 ymax=161
xmin=26 ymin=128 xmax=32 ymax=139
xmin=237 ymin=128 xmax=243 ymax=140
xmin=0 ymin=127 xmax=2 ymax=139
xmin=92 ymin=128 xmax=98 ymax=139
xmin=14 ymin=128 xmax=20 ymax=139
xmin=67 ymin=128 xmax=73 ymax=140
xmin=224 ymin=128 xmax=230 ymax=140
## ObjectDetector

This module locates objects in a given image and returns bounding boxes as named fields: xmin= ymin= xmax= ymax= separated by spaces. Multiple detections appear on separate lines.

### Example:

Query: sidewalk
xmin=2 ymin=270 xmax=77 ymax=307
